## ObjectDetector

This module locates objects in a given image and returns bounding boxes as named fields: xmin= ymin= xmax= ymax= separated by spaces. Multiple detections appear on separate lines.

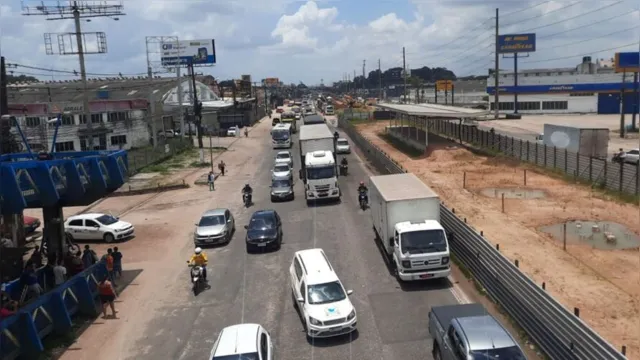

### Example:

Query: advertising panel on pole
xmin=497 ymin=34 xmax=536 ymax=54
xmin=436 ymin=80 xmax=453 ymax=91
xmin=264 ymin=78 xmax=280 ymax=87
xmin=614 ymin=52 xmax=640 ymax=73
xmin=161 ymin=39 xmax=216 ymax=66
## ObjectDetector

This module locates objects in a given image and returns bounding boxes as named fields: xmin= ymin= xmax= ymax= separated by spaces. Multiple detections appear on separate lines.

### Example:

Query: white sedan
xmin=274 ymin=151 xmax=293 ymax=167
xmin=623 ymin=149 xmax=639 ymax=165
xmin=65 ymin=213 xmax=134 ymax=243
xmin=227 ymin=126 xmax=238 ymax=137
xmin=336 ymin=138 xmax=351 ymax=154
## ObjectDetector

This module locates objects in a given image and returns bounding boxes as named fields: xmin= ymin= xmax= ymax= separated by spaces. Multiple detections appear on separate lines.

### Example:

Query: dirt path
xmin=56 ymin=120 xmax=270 ymax=360
xmin=356 ymin=121 xmax=640 ymax=359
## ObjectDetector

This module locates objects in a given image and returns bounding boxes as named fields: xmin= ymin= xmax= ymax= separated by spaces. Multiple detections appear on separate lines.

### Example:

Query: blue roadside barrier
xmin=0 ymin=262 xmax=107 ymax=359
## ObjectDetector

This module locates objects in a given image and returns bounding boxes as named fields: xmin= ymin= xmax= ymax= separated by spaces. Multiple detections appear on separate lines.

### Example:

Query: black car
xmin=244 ymin=210 xmax=283 ymax=253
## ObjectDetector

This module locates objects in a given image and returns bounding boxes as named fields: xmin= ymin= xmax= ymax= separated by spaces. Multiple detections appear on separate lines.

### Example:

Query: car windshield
xmin=248 ymin=214 xmax=275 ymax=230
xmin=212 ymin=353 xmax=260 ymax=360
xmin=306 ymin=166 xmax=335 ymax=180
xmin=274 ymin=165 xmax=290 ymax=172
xmin=307 ymin=281 xmax=347 ymax=305
xmin=95 ymin=215 xmax=118 ymax=225
xmin=198 ymin=215 xmax=225 ymax=227
xmin=337 ymin=140 xmax=348 ymax=146
xmin=272 ymin=180 xmax=290 ymax=188
xmin=272 ymin=130 xmax=289 ymax=140
xmin=470 ymin=346 xmax=526 ymax=360
xmin=276 ymin=153 xmax=290 ymax=159
xmin=400 ymin=230 xmax=448 ymax=254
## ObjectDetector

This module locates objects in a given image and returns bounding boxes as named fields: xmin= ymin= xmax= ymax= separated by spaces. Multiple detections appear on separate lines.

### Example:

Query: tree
xmin=6 ymin=74 xmax=38 ymax=84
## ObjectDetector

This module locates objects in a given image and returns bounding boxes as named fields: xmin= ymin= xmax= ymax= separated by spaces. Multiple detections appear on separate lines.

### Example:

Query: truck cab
xmin=303 ymin=150 xmax=340 ymax=203
xmin=393 ymin=220 xmax=450 ymax=281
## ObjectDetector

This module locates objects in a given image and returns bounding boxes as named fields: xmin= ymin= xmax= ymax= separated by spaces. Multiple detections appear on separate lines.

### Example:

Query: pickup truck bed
xmin=430 ymin=303 xmax=487 ymax=329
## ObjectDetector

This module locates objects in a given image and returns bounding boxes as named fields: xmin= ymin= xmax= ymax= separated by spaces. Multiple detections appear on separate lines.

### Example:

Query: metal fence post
xmin=603 ymin=159 xmax=608 ymax=188
xmin=564 ymin=148 xmax=568 ymax=173
xmin=526 ymin=141 xmax=530 ymax=162
xmin=589 ymin=156 xmax=593 ymax=181
xmin=636 ymin=162 xmax=639 ymax=195
xmin=619 ymin=162 xmax=624 ymax=193
xmin=553 ymin=146 xmax=557 ymax=169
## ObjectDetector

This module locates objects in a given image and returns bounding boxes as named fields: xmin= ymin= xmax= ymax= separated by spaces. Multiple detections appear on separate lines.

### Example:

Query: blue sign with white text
xmin=497 ymin=33 xmax=536 ymax=54
xmin=486 ymin=82 xmax=635 ymax=94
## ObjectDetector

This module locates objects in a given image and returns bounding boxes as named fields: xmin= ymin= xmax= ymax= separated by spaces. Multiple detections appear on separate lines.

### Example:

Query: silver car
xmin=272 ymin=163 xmax=293 ymax=181
xmin=336 ymin=138 xmax=351 ymax=154
xmin=194 ymin=208 xmax=235 ymax=246
xmin=275 ymin=151 xmax=293 ymax=167
xmin=270 ymin=179 xmax=294 ymax=201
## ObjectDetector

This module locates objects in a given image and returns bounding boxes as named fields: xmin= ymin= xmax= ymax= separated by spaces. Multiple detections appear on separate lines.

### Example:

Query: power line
xmin=540 ymin=25 xmax=640 ymax=51
xmin=537 ymin=9 xmax=638 ymax=39
xmin=518 ymin=1 xmax=626 ymax=33
xmin=7 ymin=62 xmax=153 ymax=77
xmin=423 ymin=17 xmax=494 ymax=53
xmin=501 ymin=0 xmax=551 ymax=17
xmin=521 ymin=42 xmax=639 ymax=64
xmin=501 ymin=1 xmax=582 ymax=28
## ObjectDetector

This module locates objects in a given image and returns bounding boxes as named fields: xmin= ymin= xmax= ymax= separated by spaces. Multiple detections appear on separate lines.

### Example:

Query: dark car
xmin=244 ymin=210 xmax=283 ymax=253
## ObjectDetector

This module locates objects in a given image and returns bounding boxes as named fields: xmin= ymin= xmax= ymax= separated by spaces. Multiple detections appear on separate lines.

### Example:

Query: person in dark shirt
xmin=82 ymin=245 xmax=98 ymax=269
xmin=112 ymin=247 xmax=123 ymax=279
xmin=28 ymin=246 xmax=43 ymax=268
xmin=20 ymin=263 xmax=42 ymax=300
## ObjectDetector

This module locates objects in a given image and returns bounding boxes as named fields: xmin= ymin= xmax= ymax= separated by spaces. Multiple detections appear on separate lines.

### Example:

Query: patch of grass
xmin=189 ymin=161 xmax=212 ymax=168
xmin=378 ymin=132 xmax=424 ymax=158
xmin=138 ymin=164 xmax=170 ymax=174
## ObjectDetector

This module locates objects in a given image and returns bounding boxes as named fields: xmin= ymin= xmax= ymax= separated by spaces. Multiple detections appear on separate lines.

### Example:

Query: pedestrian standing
xmin=82 ymin=245 xmax=98 ymax=269
xmin=20 ymin=263 xmax=42 ymax=300
xmin=208 ymin=171 xmax=215 ymax=191
xmin=105 ymin=248 xmax=116 ymax=286
xmin=53 ymin=260 xmax=67 ymax=286
xmin=218 ymin=160 xmax=226 ymax=176
xmin=28 ymin=246 xmax=43 ymax=268
xmin=97 ymin=276 xmax=117 ymax=319
xmin=112 ymin=247 xmax=123 ymax=278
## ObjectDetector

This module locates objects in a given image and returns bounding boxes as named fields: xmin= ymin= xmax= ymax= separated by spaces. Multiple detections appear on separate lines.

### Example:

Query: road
xmin=69 ymin=113 xmax=466 ymax=360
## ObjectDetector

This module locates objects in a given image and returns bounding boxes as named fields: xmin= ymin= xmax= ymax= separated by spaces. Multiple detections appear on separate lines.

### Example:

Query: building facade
xmin=486 ymin=57 xmax=639 ymax=114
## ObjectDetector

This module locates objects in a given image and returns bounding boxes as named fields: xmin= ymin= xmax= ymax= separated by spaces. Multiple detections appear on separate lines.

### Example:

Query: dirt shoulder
xmin=355 ymin=120 xmax=640 ymax=359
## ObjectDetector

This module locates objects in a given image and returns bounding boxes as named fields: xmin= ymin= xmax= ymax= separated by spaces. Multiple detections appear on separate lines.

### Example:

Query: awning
xmin=376 ymin=103 xmax=489 ymax=118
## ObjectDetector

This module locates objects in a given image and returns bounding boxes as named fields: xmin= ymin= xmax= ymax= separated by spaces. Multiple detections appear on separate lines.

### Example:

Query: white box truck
xmin=542 ymin=124 xmax=609 ymax=159
xmin=298 ymin=124 xmax=340 ymax=204
xmin=369 ymin=173 xmax=451 ymax=282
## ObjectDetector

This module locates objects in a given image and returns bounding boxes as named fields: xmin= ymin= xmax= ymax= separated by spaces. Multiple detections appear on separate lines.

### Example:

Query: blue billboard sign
xmin=161 ymin=39 xmax=216 ymax=67
xmin=497 ymin=33 xmax=536 ymax=54
xmin=486 ymin=82 xmax=636 ymax=94
xmin=614 ymin=52 xmax=639 ymax=73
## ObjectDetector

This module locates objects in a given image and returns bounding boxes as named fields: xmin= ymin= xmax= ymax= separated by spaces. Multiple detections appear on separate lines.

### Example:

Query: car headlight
xmin=401 ymin=260 xmax=411 ymax=269
xmin=347 ymin=309 xmax=356 ymax=320
xmin=309 ymin=317 xmax=322 ymax=326
xmin=441 ymin=256 xmax=450 ymax=265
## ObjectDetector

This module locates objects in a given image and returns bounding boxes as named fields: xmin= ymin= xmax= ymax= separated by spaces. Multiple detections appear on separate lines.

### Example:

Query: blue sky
xmin=1 ymin=0 xmax=639 ymax=85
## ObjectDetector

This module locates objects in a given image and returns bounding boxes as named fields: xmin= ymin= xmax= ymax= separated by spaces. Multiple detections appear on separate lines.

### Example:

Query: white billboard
xmin=161 ymin=39 xmax=216 ymax=67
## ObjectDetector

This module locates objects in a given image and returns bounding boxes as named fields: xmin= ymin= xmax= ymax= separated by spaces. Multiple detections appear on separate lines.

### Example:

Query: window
xmin=516 ymin=101 xmax=541 ymax=111
xmin=307 ymin=281 xmax=347 ymax=305
xmin=542 ymin=101 xmax=568 ymax=110
xmin=110 ymin=135 xmax=127 ymax=146
xmin=79 ymin=115 xmax=87 ymax=124
xmin=85 ymin=220 xmax=99 ymax=227
xmin=108 ymin=112 xmax=129 ymax=122
xmin=294 ymin=259 xmax=303 ymax=279
xmin=91 ymin=113 xmax=102 ymax=124
xmin=60 ymin=114 xmax=75 ymax=125
xmin=80 ymin=135 xmax=107 ymax=151
xmin=299 ymin=281 xmax=306 ymax=301
xmin=68 ymin=219 xmax=83 ymax=227
xmin=490 ymin=102 xmax=515 ymax=111
xmin=55 ymin=141 xmax=75 ymax=152
xmin=628 ymin=150 xmax=639 ymax=155
xmin=25 ymin=117 xmax=41 ymax=127
xmin=570 ymin=92 xmax=594 ymax=97
xmin=259 ymin=333 xmax=268 ymax=359
xmin=80 ymin=136 xmax=88 ymax=151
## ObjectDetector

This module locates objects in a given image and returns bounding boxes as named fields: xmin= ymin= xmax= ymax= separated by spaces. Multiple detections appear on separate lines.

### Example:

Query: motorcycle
xmin=358 ymin=191 xmax=368 ymax=210
xmin=188 ymin=263 xmax=205 ymax=295
xmin=339 ymin=164 xmax=348 ymax=176
xmin=612 ymin=152 xmax=625 ymax=164
xmin=243 ymin=192 xmax=252 ymax=207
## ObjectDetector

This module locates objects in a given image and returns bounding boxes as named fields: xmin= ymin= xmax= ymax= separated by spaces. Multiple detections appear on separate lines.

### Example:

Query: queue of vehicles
xmin=202 ymin=102 xmax=526 ymax=360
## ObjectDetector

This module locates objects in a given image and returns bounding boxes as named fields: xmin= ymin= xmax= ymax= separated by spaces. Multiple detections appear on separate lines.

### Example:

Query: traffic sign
xmin=436 ymin=80 xmax=453 ymax=91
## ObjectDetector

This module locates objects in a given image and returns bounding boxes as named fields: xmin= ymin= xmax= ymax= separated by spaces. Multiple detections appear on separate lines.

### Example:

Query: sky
xmin=0 ymin=0 xmax=639 ymax=85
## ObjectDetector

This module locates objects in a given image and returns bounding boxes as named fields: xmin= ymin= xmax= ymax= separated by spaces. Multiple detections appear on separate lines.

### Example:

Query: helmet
xmin=194 ymin=247 xmax=202 ymax=254
xmin=359 ymin=181 xmax=364 ymax=186
xmin=245 ymin=183 xmax=249 ymax=187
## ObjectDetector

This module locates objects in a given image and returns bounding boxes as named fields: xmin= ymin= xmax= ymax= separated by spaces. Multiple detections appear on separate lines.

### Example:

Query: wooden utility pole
xmin=403 ymin=47 xmax=407 ymax=103
xmin=362 ymin=60 xmax=366 ymax=94
xmin=378 ymin=59 xmax=382 ymax=100
xmin=494 ymin=8 xmax=500 ymax=119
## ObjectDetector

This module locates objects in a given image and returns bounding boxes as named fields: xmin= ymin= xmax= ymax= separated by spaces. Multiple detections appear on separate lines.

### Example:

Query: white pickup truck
xmin=369 ymin=173 xmax=451 ymax=282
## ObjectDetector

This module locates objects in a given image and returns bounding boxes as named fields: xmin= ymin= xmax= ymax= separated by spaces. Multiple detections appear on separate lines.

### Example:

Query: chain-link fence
xmin=126 ymin=137 xmax=193 ymax=176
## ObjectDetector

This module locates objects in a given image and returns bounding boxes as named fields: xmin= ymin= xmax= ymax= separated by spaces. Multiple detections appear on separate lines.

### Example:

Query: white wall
xmin=488 ymin=72 xmax=626 ymax=87
xmin=492 ymin=94 xmax=597 ymax=114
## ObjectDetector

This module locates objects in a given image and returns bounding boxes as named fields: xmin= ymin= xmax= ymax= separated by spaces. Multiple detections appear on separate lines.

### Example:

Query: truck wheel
xmin=394 ymin=262 xmax=404 ymax=283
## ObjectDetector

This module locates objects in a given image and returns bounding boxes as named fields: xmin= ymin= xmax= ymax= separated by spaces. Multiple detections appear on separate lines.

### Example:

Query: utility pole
xmin=494 ymin=8 xmax=500 ymax=119
xmin=378 ymin=59 xmax=382 ymax=100
xmin=362 ymin=60 xmax=366 ymax=94
xmin=403 ymin=47 xmax=407 ymax=103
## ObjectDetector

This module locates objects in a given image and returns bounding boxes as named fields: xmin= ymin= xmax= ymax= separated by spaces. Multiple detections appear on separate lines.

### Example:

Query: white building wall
xmin=497 ymin=94 xmax=597 ymax=114
xmin=488 ymin=72 xmax=627 ymax=87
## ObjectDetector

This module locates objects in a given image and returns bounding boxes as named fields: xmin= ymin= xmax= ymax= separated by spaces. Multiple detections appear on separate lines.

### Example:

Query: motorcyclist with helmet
xmin=334 ymin=131 xmax=339 ymax=140
xmin=339 ymin=157 xmax=349 ymax=175
xmin=357 ymin=181 xmax=368 ymax=203
xmin=242 ymin=183 xmax=253 ymax=204
xmin=188 ymin=247 xmax=208 ymax=282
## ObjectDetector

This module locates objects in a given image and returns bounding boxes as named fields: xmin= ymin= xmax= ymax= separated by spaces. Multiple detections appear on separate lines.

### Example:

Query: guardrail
xmin=337 ymin=114 xmax=628 ymax=360
xmin=0 ymin=262 xmax=108 ymax=359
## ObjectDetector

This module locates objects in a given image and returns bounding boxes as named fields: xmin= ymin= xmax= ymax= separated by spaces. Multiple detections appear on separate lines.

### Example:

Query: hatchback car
xmin=274 ymin=151 xmax=293 ymax=167
xmin=244 ymin=210 xmax=283 ymax=253
xmin=336 ymin=138 xmax=351 ymax=154
xmin=209 ymin=323 xmax=274 ymax=360
xmin=227 ymin=126 xmax=238 ymax=137
xmin=194 ymin=208 xmax=235 ymax=246
xmin=623 ymin=149 xmax=639 ymax=165
xmin=65 ymin=213 xmax=134 ymax=243
xmin=270 ymin=179 xmax=294 ymax=202
xmin=272 ymin=163 xmax=293 ymax=181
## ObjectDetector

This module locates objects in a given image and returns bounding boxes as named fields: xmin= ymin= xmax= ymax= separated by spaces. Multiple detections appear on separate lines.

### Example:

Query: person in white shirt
xmin=53 ymin=260 xmax=67 ymax=286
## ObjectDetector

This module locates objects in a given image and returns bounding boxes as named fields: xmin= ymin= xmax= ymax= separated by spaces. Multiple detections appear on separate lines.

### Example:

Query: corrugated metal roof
xmin=299 ymin=124 xmax=333 ymax=140
xmin=370 ymin=173 xmax=438 ymax=202
xmin=376 ymin=103 xmax=489 ymax=117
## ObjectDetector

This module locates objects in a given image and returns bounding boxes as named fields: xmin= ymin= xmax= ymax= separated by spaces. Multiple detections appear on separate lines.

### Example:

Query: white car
xmin=272 ymin=163 xmax=293 ymax=181
xmin=210 ymin=323 xmax=274 ymax=360
xmin=227 ymin=126 xmax=238 ymax=137
xmin=65 ymin=213 xmax=134 ymax=243
xmin=290 ymin=248 xmax=357 ymax=338
xmin=622 ymin=149 xmax=639 ymax=165
xmin=336 ymin=138 xmax=351 ymax=154
xmin=274 ymin=151 xmax=293 ymax=167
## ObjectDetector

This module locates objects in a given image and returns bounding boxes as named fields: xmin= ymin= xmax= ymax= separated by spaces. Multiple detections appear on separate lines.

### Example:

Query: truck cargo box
xmin=542 ymin=124 xmax=609 ymax=159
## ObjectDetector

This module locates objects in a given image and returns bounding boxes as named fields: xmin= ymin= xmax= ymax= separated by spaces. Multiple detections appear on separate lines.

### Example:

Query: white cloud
xmin=1 ymin=0 xmax=639 ymax=85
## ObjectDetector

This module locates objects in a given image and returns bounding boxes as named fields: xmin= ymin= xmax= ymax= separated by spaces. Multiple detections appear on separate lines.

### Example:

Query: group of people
xmin=207 ymin=160 xmax=228 ymax=191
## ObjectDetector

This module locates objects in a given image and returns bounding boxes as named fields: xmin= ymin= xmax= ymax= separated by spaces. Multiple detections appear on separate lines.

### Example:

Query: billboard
xmin=436 ymin=80 xmax=453 ymax=91
xmin=497 ymin=33 xmax=536 ymax=54
xmin=161 ymin=39 xmax=216 ymax=66
xmin=264 ymin=78 xmax=280 ymax=87
xmin=614 ymin=52 xmax=640 ymax=73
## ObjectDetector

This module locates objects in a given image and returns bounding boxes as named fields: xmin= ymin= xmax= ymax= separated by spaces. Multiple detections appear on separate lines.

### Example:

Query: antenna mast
xmin=22 ymin=1 xmax=126 ymax=150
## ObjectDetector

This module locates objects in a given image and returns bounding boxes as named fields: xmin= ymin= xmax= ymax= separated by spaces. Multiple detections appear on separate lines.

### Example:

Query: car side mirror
xmin=297 ymin=297 xmax=304 ymax=303
xmin=194 ymin=223 xmax=198 ymax=226
xmin=346 ymin=290 xmax=353 ymax=295
xmin=227 ymin=219 xmax=232 ymax=223
xmin=244 ymin=225 xmax=248 ymax=230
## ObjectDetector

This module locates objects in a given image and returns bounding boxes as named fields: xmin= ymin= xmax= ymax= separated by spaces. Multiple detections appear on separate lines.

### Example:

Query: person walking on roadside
xmin=207 ymin=171 xmax=215 ymax=191
xmin=82 ymin=245 xmax=98 ymax=269
xmin=105 ymin=248 xmax=116 ymax=286
xmin=218 ymin=160 xmax=226 ymax=176
xmin=112 ymin=247 xmax=123 ymax=279
xmin=97 ymin=275 xmax=117 ymax=319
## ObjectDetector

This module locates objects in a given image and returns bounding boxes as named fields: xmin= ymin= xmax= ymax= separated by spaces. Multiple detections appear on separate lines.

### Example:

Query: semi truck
xmin=369 ymin=173 xmax=451 ymax=282
xmin=429 ymin=303 xmax=527 ymax=360
xmin=298 ymin=124 xmax=340 ymax=204
xmin=542 ymin=124 xmax=609 ymax=159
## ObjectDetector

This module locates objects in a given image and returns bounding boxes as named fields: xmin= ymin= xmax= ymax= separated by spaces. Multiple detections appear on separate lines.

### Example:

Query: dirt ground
xmin=356 ymin=120 xmax=640 ymax=358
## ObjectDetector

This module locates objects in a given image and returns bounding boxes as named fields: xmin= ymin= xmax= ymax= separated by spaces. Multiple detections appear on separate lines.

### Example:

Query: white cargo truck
xmin=542 ymin=124 xmax=609 ymax=159
xmin=369 ymin=173 xmax=451 ymax=282
xmin=298 ymin=124 xmax=340 ymax=204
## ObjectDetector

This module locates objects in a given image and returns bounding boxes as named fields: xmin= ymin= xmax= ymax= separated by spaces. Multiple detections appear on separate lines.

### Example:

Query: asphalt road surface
xmin=127 ymin=118 xmax=462 ymax=360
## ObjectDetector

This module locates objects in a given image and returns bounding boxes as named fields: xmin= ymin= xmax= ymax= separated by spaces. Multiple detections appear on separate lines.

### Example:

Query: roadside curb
xmin=108 ymin=183 xmax=190 ymax=197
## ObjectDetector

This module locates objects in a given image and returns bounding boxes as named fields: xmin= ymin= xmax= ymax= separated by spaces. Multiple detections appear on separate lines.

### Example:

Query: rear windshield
xmin=212 ymin=353 xmax=259 ymax=360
